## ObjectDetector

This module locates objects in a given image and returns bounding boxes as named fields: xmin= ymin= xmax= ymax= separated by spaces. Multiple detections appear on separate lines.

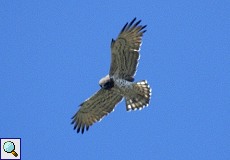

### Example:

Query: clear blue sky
xmin=1 ymin=1 xmax=229 ymax=160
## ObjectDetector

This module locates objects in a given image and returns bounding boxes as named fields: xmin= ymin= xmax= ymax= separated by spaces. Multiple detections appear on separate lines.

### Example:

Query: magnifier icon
xmin=3 ymin=141 xmax=18 ymax=157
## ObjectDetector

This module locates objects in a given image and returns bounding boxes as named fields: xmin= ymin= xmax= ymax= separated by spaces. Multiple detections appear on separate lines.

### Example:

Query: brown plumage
xmin=71 ymin=18 xmax=151 ymax=134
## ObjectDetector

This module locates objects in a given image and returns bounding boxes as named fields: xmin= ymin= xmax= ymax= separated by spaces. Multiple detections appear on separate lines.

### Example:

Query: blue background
xmin=1 ymin=1 xmax=229 ymax=159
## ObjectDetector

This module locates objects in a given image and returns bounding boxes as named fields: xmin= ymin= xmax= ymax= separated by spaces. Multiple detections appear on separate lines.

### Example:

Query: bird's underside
xmin=71 ymin=18 xmax=151 ymax=134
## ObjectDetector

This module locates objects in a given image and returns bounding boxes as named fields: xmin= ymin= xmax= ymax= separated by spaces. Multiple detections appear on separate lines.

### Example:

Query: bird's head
xmin=99 ymin=75 xmax=114 ymax=89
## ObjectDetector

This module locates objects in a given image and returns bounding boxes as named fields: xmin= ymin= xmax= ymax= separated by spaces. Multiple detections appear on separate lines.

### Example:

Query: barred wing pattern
xmin=110 ymin=18 xmax=146 ymax=81
xmin=71 ymin=89 xmax=123 ymax=134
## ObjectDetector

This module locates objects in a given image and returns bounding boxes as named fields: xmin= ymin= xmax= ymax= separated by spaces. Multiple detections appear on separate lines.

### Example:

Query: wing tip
xmin=120 ymin=17 xmax=147 ymax=34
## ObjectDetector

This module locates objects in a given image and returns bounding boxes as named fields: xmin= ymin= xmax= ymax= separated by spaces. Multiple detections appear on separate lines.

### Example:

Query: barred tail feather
xmin=125 ymin=80 xmax=151 ymax=111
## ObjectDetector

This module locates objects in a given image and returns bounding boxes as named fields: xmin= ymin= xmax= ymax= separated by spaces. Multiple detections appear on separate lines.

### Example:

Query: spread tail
xmin=125 ymin=80 xmax=151 ymax=111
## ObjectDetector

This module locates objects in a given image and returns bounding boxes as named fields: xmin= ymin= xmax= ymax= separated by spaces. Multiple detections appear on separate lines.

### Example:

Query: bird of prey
xmin=71 ymin=18 xmax=151 ymax=134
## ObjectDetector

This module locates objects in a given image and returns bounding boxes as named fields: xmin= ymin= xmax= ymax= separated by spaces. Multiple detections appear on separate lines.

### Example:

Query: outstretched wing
xmin=71 ymin=88 xmax=123 ymax=134
xmin=110 ymin=18 xmax=147 ymax=81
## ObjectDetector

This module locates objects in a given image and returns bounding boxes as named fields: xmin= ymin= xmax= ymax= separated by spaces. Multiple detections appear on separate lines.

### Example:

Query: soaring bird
xmin=71 ymin=18 xmax=151 ymax=134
